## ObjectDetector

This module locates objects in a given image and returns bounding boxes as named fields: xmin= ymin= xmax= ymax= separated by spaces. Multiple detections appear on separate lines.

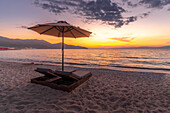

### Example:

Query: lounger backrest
xmin=54 ymin=70 xmax=79 ymax=80
xmin=55 ymin=70 xmax=91 ymax=80
xmin=35 ymin=68 xmax=53 ymax=73
xmin=72 ymin=71 xmax=91 ymax=80
xmin=35 ymin=68 xmax=57 ymax=78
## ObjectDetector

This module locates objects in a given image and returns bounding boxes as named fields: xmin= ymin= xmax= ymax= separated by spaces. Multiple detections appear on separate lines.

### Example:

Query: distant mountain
xmin=0 ymin=36 xmax=87 ymax=49
xmin=114 ymin=46 xmax=170 ymax=49
xmin=52 ymin=43 xmax=87 ymax=49
xmin=159 ymin=46 xmax=170 ymax=49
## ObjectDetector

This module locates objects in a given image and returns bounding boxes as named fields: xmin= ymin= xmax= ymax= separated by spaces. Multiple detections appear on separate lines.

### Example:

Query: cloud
xmin=121 ymin=0 xmax=138 ymax=7
xmin=18 ymin=26 xmax=28 ymax=29
xmin=139 ymin=0 xmax=170 ymax=8
xmin=140 ymin=11 xmax=151 ymax=18
xmin=33 ymin=0 xmax=170 ymax=28
xmin=127 ymin=1 xmax=138 ymax=7
xmin=123 ymin=0 xmax=170 ymax=9
xmin=33 ymin=0 xmax=139 ymax=28
xmin=108 ymin=37 xmax=135 ymax=42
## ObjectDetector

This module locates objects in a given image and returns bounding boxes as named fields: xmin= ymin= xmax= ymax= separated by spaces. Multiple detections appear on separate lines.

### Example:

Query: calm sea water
xmin=0 ymin=49 xmax=170 ymax=72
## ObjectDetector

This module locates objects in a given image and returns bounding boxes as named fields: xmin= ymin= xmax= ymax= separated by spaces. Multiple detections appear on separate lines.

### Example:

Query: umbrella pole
xmin=62 ymin=31 xmax=64 ymax=71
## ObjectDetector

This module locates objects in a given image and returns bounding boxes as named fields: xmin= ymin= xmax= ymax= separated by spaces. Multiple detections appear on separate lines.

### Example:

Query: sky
xmin=0 ymin=0 xmax=170 ymax=48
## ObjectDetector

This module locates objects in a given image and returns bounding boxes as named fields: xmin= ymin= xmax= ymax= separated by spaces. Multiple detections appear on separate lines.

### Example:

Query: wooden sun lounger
xmin=31 ymin=68 xmax=92 ymax=92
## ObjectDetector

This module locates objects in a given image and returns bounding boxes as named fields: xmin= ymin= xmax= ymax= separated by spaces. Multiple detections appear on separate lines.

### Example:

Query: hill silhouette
xmin=115 ymin=46 xmax=170 ymax=49
xmin=0 ymin=36 xmax=87 ymax=49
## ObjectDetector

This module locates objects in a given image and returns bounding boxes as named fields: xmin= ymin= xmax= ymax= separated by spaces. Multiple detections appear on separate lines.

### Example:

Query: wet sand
xmin=0 ymin=61 xmax=169 ymax=113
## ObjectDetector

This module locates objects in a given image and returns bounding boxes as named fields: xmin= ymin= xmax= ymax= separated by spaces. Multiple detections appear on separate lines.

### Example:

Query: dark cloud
xmin=140 ymin=0 xmax=162 ymax=8
xmin=107 ymin=16 xmax=137 ymax=28
xmin=33 ymin=0 xmax=169 ymax=28
xmin=20 ymin=26 xmax=28 ymax=29
xmin=33 ymin=0 xmax=139 ymax=28
xmin=109 ymin=37 xmax=135 ymax=42
xmin=125 ymin=16 xmax=137 ymax=25
xmin=34 ymin=0 xmax=69 ymax=13
xmin=140 ymin=12 xmax=151 ymax=18
xmin=127 ymin=1 xmax=138 ymax=7
xmin=78 ymin=0 xmax=125 ymax=22
xmin=122 ymin=0 xmax=170 ymax=9
xmin=139 ymin=0 xmax=170 ymax=8
xmin=121 ymin=0 xmax=138 ymax=7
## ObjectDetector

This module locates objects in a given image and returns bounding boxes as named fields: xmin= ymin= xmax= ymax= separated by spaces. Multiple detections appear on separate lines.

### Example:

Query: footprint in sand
xmin=16 ymin=106 xmax=24 ymax=110
xmin=66 ymin=105 xmax=82 ymax=112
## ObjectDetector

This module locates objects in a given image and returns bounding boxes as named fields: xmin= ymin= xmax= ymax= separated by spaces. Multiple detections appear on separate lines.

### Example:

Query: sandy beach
xmin=0 ymin=61 xmax=169 ymax=113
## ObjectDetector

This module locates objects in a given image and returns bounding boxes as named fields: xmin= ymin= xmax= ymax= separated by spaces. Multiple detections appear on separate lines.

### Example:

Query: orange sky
xmin=0 ymin=0 xmax=170 ymax=48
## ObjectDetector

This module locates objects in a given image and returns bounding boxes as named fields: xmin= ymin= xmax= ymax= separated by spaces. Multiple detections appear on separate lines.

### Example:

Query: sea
xmin=0 ymin=49 xmax=170 ymax=73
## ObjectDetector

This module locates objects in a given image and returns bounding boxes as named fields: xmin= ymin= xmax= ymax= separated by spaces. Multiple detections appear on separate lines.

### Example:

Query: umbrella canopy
xmin=28 ymin=21 xmax=91 ymax=38
xmin=28 ymin=21 xmax=92 ymax=71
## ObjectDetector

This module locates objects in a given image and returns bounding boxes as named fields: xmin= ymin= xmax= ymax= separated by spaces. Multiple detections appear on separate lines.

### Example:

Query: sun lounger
xmin=31 ymin=68 xmax=92 ymax=92
xmin=35 ymin=68 xmax=57 ymax=78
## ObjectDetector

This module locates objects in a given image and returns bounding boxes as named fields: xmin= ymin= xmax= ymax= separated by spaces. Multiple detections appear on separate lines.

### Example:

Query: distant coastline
xmin=89 ymin=46 xmax=170 ymax=49
xmin=0 ymin=36 xmax=87 ymax=49
xmin=112 ymin=46 xmax=170 ymax=49
xmin=1 ymin=36 xmax=170 ymax=49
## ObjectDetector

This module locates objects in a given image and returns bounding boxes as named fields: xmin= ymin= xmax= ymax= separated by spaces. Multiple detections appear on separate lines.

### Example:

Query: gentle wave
xmin=2 ymin=58 xmax=170 ymax=72
xmin=0 ymin=49 xmax=170 ymax=72
xmin=108 ymin=65 xmax=170 ymax=71
xmin=119 ymin=57 xmax=166 ymax=59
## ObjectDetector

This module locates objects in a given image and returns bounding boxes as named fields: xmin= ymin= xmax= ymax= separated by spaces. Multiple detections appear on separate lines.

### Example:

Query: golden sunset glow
xmin=0 ymin=0 xmax=170 ymax=48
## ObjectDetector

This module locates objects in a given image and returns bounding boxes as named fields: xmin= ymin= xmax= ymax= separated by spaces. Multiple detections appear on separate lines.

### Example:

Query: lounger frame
xmin=31 ymin=69 xmax=92 ymax=92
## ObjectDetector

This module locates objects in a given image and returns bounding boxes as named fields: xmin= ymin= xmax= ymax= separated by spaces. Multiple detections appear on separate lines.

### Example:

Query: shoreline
xmin=0 ymin=61 xmax=169 ymax=112
xmin=1 ymin=60 xmax=170 ymax=74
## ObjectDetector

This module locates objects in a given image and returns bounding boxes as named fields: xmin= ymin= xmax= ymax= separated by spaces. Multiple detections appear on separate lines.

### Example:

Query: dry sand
xmin=0 ymin=61 xmax=169 ymax=113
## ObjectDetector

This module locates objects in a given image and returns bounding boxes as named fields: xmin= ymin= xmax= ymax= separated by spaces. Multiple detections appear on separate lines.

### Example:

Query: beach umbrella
xmin=28 ymin=21 xmax=92 ymax=71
